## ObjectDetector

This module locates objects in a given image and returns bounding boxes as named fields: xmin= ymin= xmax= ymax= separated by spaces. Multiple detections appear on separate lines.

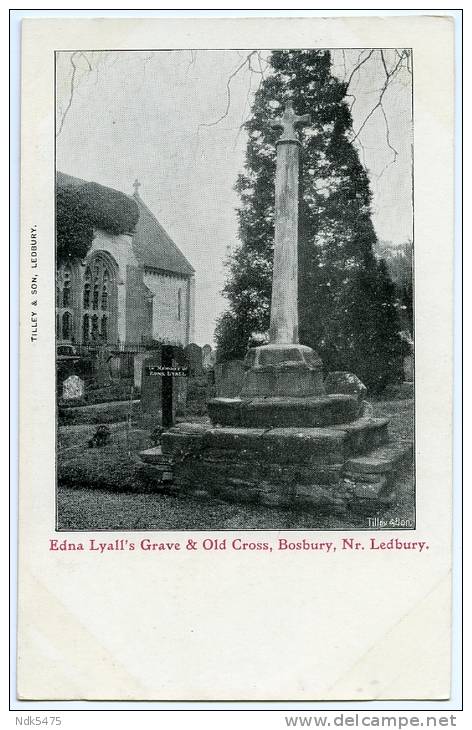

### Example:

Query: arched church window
xmin=62 ymin=312 xmax=72 ymax=341
xmin=91 ymin=314 xmax=99 ymax=341
xmin=177 ymin=288 xmax=182 ymax=321
xmin=101 ymin=284 xmax=108 ymax=311
xmin=83 ymin=282 xmax=91 ymax=309
xmin=63 ymin=280 xmax=71 ymax=307
xmin=62 ymin=266 xmax=72 ymax=307
xmin=83 ymin=314 xmax=90 ymax=343
xmin=101 ymin=315 xmax=108 ymax=341
xmin=81 ymin=254 xmax=117 ymax=345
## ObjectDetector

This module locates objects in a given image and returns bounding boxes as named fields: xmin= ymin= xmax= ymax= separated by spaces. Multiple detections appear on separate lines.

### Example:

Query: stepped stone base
xmin=208 ymin=394 xmax=363 ymax=428
xmin=142 ymin=417 xmax=412 ymax=510
xmin=139 ymin=429 xmax=412 ymax=510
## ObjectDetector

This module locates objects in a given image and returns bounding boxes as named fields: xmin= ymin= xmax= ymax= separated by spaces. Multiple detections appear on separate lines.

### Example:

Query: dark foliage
xmin=56 ymin=182 xmax=140 ymax=264
xmin=216 ymin=49 xmax=403 ymax=390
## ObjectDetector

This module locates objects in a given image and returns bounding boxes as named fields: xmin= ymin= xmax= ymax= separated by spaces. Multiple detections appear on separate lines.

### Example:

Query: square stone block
xmin=207 ymin=394 xmax=362 ymax=428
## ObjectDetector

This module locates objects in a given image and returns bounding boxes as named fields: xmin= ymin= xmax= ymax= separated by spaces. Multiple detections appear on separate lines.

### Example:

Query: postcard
xmin=18 ymin=15 xmax=455 ymax=700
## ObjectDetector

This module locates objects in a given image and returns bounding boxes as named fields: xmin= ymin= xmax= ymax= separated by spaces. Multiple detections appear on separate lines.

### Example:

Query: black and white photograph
xmin=55 ymin=48 xmax=415 ymax=532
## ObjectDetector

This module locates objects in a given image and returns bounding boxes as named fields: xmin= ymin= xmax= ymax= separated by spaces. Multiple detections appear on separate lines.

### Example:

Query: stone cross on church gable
xmin=270 ymin=101 xmax=311 ymax=143
xmin=133 ymin=179 xmax=141 ymax=196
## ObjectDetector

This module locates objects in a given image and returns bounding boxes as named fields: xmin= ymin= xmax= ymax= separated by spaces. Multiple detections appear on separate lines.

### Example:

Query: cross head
xmin=270 ymin=101 xmax=311 ymax=143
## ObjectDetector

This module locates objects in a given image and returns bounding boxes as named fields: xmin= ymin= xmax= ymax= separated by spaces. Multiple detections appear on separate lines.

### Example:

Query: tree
xmin=56 ymin=182 xmax=139 ymax=264
xmin=56 ymin=185 xmax=94 ymax=264
xmin=375 ymin=239 xmax=413 ymax=335
xmin=216 ymin=49 xmax=403 ymax=391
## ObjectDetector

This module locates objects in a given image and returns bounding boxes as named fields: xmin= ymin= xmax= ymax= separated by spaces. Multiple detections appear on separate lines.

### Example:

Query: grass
xmin=57 ymin=398 xmax=415 ymax=531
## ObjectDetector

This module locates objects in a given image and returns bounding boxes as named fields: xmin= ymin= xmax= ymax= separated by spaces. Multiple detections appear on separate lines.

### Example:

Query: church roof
xmin=56 ymin=171 xmax=194 ymax=277
xmin=131 ymin=192 xmax=195 ymax=276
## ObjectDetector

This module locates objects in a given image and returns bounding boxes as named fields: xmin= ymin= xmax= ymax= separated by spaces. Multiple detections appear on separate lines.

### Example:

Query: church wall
xmin=143 ymin=270 xmax=192 ymax=346
xmin=89 ymin=230 xmax=137 ymax=345
xmin=125 ymin=265 xmax=153 ymax=346
xmin=187 ymin=275 xmax=196 ymax=344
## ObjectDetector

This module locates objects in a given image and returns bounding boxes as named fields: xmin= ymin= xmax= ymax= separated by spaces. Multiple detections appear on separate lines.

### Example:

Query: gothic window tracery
xmin=81 ymin=254 xmax=116 ymax=344
xmin=62 ymin=312 xmax=72 ymax=340
xmin=56 ymin=263 xmax=75 ymax=343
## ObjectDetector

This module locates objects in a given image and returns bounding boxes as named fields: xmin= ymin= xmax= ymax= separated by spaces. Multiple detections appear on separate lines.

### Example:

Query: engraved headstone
xmin=62 ymin=374 xmax=84 ymax=401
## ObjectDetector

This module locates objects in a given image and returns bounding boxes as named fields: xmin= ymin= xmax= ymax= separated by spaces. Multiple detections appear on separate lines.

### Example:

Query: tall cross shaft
xmin=269 ymin=102 xmax=310 ymax=344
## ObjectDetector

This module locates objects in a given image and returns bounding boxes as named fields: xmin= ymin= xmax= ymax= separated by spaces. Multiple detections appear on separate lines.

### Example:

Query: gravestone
xmin=95 ymin=349 xmax=112 ymax=386
xmin=62 ymin=374 xmax=84 ymax=401
xmin=214 ymin=360 xmax=246 ymax=398
xmin=108 ymin=354 xmax=121 ymax=379
xmin=140 ymin=346 xmax=189 ymax=426
xmin=202 ymin=344 xmax=216 ymax=372
xmin=141 ymin=354 xmax=163 ymax=417
xmin=134 ymin=352 xmax=151 ymax=389
xmin=184 ymin=343 xmax=203 ymax=377
xmin=403 ymin=355 xmax=414 ymax=382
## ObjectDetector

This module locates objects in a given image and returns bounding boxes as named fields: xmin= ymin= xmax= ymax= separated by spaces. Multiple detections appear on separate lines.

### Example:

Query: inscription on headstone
xmin=140 ymin=347 xmax=189 ymax=425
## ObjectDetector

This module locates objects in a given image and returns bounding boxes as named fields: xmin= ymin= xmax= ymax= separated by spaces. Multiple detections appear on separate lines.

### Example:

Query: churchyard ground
xmin=57 ymin=396 xmax=415 ymax=531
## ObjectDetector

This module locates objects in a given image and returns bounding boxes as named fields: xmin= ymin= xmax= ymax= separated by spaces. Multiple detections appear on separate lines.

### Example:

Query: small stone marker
xmin=324 ymin=371 xmax=367 ymax=399
xmin=403 ymin=355 xmax=413 ymax=382
xmin=62 ymin=374 xmax=84 ymax=401
xmin=140 ymin=355 xmax=163 ymax=416
xmin=134 ymin=352 xmax=150 ymax=389
xmin=184 ymin=343 xmax=203 ymax=376
xmin=202 ymin=344 xmax=216 ymax=371
xmin=214 ymin=360 xmax=246 ymax=397
xmin=108 ymin=354 xmax=121 ymax=379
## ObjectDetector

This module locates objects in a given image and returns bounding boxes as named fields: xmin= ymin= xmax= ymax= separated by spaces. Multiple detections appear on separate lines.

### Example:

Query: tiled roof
xmin=132 ymin=193 xmax=195 ymax=276
xmin=56 ymin=171 xmax=87 ymax=188
xmin=56 ymin=171 xmax=194 ymax=277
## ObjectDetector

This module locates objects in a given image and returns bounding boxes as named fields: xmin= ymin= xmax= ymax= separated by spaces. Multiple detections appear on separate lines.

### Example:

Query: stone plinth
xmin=208 ymin=394 xmax=363 ymax=428
xmin=240 ymin=343 xmax=324 ymax=398
xmin=162 ymin=417 xmax=388 ymax=465
xmin=156 ymin=416 xmax=406 ymax=509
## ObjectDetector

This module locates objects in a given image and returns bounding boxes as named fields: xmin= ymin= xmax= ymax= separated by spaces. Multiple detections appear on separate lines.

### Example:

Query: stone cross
xmin=269 ymin=102 xmax=311 ymax=344
xmin=270 ymin=101 xmax=311 ymax=143
xmin=133 ymin=179 xmax=141 ymax=196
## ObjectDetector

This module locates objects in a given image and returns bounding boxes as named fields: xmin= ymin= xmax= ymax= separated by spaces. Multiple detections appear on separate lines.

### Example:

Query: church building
xmin=56 ymin=172 xmax=195 ymax=350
